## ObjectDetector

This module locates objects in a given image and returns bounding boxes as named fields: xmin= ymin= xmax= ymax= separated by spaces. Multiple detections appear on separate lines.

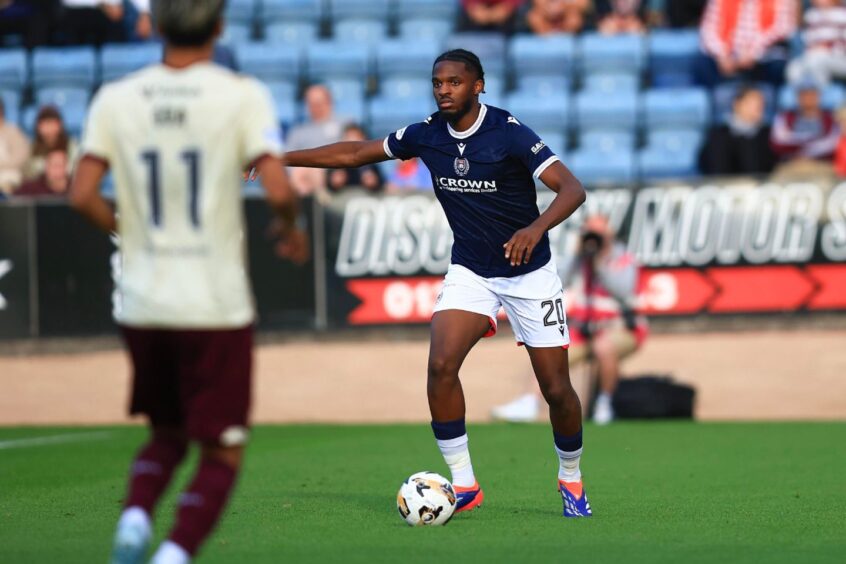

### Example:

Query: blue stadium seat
xmin=367 ymin=96 xmax=434 ymax=138
xmin=307 ymin=41 xmax=370 ymax=81
xmin=567 ymin=149 xmax=635 ymax=185
xmin=381 ymin=77 xmax=432 ymax=100
xmin=333 ymin=97 xmax=366 ymax=123
xmin=31 ymin=47 xmax=97 ymax=89
xmin=330 ymin=0 xmax=390 ymax=21
xmin=35 ymin=86 xmax=90 ymax=110
xmin=481 ymin=75 xmax=505 ymax=97
xmin=580 ymin=33 xmax=645 ymax=77
xmin=445 ymin=33 xmax=507 ymax=76
xmin=638 ymin=146 xmax=699 ymax=179
xmin=512 ymin=75 xmax=570 ymax=99
xmin=649 ymin=30 xmax=700 ymax=88
xmin=396 ymin=0 xmax=456 ymax=19
xmin=504 ymin=92 xmax=570 ymax=132
xmin=0 ymin=90 xmax=21 ymax=126
xmin=264 ymin=80 xmax=298 ymax=105
xmin=378 ymin=41 xmax=442 ymax=79
xmin=644 ymin=88 xmax=710 ymax=130
xmin=579 ymin=130 xmax=636 ymax=153
xmin=220 ymin=22 xmax=253 ymax=45
xmin=712 ymin=82 xmax=777 ymax=123
xmin=0 ymin=49 xmax=27 ymax=91
xmin=262 ymin=0 xmax=323 ymax=23
xmin=334 ymin=20 xmax=389 ymax=44
xmin=274 ymin=96 xmax=299 ymax=126
xmin=235 ymin=43 xmax=300 ymax=83
xmin=324 ymin=78 xmax=366 ymax=102
xmin=575 ymin=90 xmax=639 ymax=133
xmin=225 ymin=0 xmax=257 ymax=25
xmin=101 ymin=43 xmax=162 ymax=82
xmin=582 ymin=73 xmax=639 ymax=94
xmin=535 ymin=130 xmax=567 ymax=157
xmin=399 ymin=18 xmax=455 ymax=41
xmin=509 ymin=34 xmax=575 ymax=80
xmin=777 ymin=83 xmax=846 ymax=110
xmin=645 ymin=127 xmax=703 ymax=155
xmin=263 ymin=21 xmax=319 ymax=44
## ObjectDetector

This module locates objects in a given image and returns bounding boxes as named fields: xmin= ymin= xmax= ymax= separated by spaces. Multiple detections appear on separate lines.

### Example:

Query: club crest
xmin=453 ymin=157 xmax=470 ymax=177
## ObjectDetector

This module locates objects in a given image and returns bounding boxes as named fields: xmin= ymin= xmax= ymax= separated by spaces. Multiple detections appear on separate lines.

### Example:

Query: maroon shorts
xmin=120 ymin=324 xmax=253 ymax=445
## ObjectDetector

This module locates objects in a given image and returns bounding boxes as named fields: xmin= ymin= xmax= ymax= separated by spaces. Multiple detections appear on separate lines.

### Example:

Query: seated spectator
xmin=327 ymin=124 xmax=383 ymax=194
xmin=0 ymin=96 xmax=30 ymax=194
xmin=60 ymin=0 xmax=152 ymax=45
xmin=286 ymin=84 xmax=349 ymax=196
xmin=770 ymin=80 xmax=840 ymax=169
xmin=525 ymin=0 xmax=591 ymax=34
xmin=460 ymin=0 xmax=527 ymax=34
xmin=23 ymin=106 xmax=78 ymax=181
xmin=835 ymin=106 xmax=846 ymax=177
xmin=0 ymin=0 xmax=54 ymax=47
xmin=14 ymin=148 xmax=69 ymax=198
xmin=786 ymin=0 xmax=846 ymax=87
xmin=386 ymin=158 xmax=433 ymax=193
xmin=695 ymin=0 xmax=798 ymax=87
xmin=699 ymin=85 xmax=777 ymax=175
xmin=596 ymin=0 xmax=647 ymax=34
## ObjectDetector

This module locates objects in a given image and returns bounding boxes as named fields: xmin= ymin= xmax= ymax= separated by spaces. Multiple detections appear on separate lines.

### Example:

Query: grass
xmin=0 ymin=422 xmax=844 ymax=563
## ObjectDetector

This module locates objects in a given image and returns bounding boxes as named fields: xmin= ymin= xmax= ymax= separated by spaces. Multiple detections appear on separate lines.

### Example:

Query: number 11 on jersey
xmin=140 ymin=149 xmax=202 ymax=228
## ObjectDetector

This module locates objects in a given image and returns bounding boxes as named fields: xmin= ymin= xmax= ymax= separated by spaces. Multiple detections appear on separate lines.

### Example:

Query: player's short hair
xmin=153 ymin=0 xmax=225 ymax=47
xmin=433 ymin=49 xmax=485 ymax=84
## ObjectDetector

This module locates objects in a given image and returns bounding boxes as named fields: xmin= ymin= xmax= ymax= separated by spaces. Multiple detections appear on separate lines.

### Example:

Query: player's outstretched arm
xmin=256 ymin=155 xmax=310 ymax=264
xmin=69 ymin=156 xmax=117 ymax=233
xmin=284 ymin=139 xmax=390 ymax=169
xmin=503 ymin=161 xmax=585 ymax=266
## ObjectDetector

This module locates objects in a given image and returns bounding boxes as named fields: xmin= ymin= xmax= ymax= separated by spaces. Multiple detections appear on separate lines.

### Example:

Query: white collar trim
xmin=447 ymin=104 xmax=487 ymax=139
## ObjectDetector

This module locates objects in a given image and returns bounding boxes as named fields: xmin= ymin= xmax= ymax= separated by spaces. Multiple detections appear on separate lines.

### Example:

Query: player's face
xmin=432 ymin=61 xmax=482 ymax=119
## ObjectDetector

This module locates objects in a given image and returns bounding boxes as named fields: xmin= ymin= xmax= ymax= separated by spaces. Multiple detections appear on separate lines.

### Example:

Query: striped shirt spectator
xmin=786 ymin=0 xmax=846 ymax=86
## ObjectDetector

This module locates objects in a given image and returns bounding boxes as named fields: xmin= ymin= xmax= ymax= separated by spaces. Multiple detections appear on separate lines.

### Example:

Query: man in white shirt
xmin=70 ymin=1 xmax=306 ymax=562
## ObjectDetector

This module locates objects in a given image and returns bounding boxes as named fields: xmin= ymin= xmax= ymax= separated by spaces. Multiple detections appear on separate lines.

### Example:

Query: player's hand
xmin=243 ymin=167 xmax=259 ymax=182
xmin=503 ymin=225 xmax=544 ymax=267
xmin=275 ymin=227 xmax=310 ymax=265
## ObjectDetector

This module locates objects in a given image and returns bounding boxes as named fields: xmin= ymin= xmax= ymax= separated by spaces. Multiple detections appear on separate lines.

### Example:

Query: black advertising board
xmin=0 ymin=204 xmax=33 ymax=339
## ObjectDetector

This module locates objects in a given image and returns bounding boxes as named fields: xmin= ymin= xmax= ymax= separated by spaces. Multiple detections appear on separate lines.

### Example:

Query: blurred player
xmin=282 ymin=50 xmax=591 ymax=517
xmin=69 ymin=1 xmax=306 ymax=562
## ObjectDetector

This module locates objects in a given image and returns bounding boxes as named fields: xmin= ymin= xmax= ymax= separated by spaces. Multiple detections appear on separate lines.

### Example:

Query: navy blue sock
xmin=431 ymin=418 xmax=466 ymax=440
xmin=553 ymin=429 xmax=583 ymax=453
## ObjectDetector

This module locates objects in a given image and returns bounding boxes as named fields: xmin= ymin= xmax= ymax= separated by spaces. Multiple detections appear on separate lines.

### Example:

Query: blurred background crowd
xmin=2 ymin=0 xmax=846 ymax=200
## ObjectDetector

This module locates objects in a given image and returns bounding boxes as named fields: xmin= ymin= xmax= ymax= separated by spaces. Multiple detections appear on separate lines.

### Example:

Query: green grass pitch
xmin=1 ymin=422 xmax=843 ymax=563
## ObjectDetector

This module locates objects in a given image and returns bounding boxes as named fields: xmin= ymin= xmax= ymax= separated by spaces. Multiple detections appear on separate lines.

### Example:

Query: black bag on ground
xmin=612 ymin=375 xmax=696 ymax=419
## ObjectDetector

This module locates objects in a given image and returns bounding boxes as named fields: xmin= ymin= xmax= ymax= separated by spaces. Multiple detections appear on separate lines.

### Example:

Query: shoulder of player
xmin=485 ymin=105 xmax=524 ymax=129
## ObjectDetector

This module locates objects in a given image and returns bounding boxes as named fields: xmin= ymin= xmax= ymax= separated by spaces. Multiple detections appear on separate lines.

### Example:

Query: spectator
xmin=14 ymin=148 xmax=69 ymax=198
xmin=386 ymin=158 xmax=433 ymax=193
xmin=460 ymin=0 xmax=527 ymax=34
xmin=786 ymin=0 xmax=846 ymax=87
xmin=0 ymin=96 xmax=30 ymax=194
xmin=663 ymin=0 xmax=708 ymax=28
xmin=835 ymin=106 xmax=846 ymax=176
xmin=695 ymin=0 xmax=798 ymax=87
xmin=596 ymin=0 xmax=647 ymax=34
xmin=327 ymin=124 xmax=383 ymax=194
xmin=525 ymin=0 xmax=591 ymax=34
xmin=0 ymin=1 xmax=54 ymax=47
xmin=770 ymin=80 xmax=841 ymax=175
xmin=60 ymin=0 xmax=152 ymax=45
xmin=23 ymin=106 xmax=78 ymax=181
xmin=285 ymin=84 xmax=349 ymax=195
xmin=699 ymin=85 xmax=777 ymax=175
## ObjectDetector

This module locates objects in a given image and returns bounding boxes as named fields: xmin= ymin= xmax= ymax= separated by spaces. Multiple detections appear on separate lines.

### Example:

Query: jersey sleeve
xmin=507 ymin=117 xmax=560 ymax=179
xmin=79 ymin=86 xmax=115 ymax=165
xmin=383 ymin=121 xmax=426 ymax=160
xmin=240 ymin=79 xmax=285 ymax=167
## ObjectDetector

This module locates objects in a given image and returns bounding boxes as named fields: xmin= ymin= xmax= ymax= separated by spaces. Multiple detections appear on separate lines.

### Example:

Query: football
xmin=396 ymin=471 xmax=457 ymax=526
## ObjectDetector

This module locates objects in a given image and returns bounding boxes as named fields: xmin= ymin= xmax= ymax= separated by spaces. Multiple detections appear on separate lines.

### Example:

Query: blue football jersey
xmin=384 ymin=104 xmax=560 ymax=278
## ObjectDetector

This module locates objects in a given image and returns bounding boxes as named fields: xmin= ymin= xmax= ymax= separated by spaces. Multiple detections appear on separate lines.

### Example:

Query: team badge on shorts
xmin=454 ymin=157 xmax=470 ymax=177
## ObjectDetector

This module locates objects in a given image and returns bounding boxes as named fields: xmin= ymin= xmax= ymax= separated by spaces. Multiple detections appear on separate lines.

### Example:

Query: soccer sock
xmin=125 ymin=435 xmax=188 ymax=515
xmin=553 ymin=429 xmax=583 ymax=483
xmin=149 ymin=540 xmax=190 ymax=564
xmin=168 ymin=456 xmax=238 ymax=557
xmin=432 ymin=418 xmax=476 ymax=488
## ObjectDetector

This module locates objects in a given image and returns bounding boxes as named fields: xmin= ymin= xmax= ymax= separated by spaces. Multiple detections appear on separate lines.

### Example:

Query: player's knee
xmin=539 ymin=379 xmax=576 ymax=411
xmin=201 ymin=444 xmax=243 ymax=469
xmin=427 ymin=353 xmax=461 ymax=381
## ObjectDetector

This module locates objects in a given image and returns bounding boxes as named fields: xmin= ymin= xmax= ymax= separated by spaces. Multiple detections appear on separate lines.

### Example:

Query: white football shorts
xmin=433 ymin=259 xmax=570 ymax=348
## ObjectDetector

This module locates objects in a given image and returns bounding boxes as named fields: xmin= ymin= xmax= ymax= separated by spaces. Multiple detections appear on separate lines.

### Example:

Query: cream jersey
xmin=81 ymin=62 xmax=284 ymax=328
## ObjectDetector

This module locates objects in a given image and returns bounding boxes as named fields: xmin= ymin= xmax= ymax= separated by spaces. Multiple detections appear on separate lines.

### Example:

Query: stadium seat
xmin=567 ymin=148 xmax=635 ymax=185
xmin=582 ymin=72 xmax=639 ymax=94
xmin=0 ymin=49 xmax=27 ymax=91
xmin=330 ymin=0 xmax=390 ymax=21
xmin=333 ymin=20 xmax=389 ymax=44
xmin=535 ymin=130 xmax=567 ymax=157
xmin=324 ymin=78 xmax=366 ymax=102
xmin=575 ymin=90 xmax=639 ymax=133
xmin=645 ymin=127 xmax=703 ymax=155
xmin=511 ymin=74 xmax=570 ymax=98
xmin=35 ymin=86 xmax=90 ymax=110
xmin=396 ymin=0 xmax=456 ymax=20
xmin=777 ymin=83 xmax=846 ymax=110
xmin=264 ymin=80 xmax=298 ymax=105
xmin=644 ymin=88 xmax=710 ymax=130
xmin=100 ymin=43 xmax=162 ymax=82
xmin=220 ymin=22 xmax=253 ymax=45
xmin=378 ymin=41 xmax=442 ymax=79
xmin=649 ymin=29 xmax=700 ymax=88
xmin=263 ymin=22 xmax=319 ymax=44
xmin=235 ymin=42 xmax=300 ymax=83
xmin=225 ymin=0 xmax=257 ymax=25
xmin=445 ymin=33 xmax=507 ymax=76
xmin=638 ymin=146 xmax=699 ymax=179
xmin=333 ymin=97 xmax=367 ymax=123
xmin=579 ymin=130 xmax=636 ymax=153
xmin=398 ymin=18 xmax=455 ymax=41
xmin=367 ymin=96 xmax=435 ymax=138
xmin=0 ymin=90 xmax=21 ymax=127
xmin=504 ymin=91 xmax=570 ymax=132
xmin=381 ymin=77 xmax=432 ymax=100
xmin=262 ymin=0 xmax=323 ymax=23
xmin=306 ymin=41 xmax=370 ymax=82
xmin=31 ymin=47 xmax=97 ymax=90
xmin=712 ymin=81 xmax=777 ymax=123
xmin=579 ymin=33 xmax=645 ymax=77
xmin=509 ymin=34 xmax=575 ymax=80
xmin=274 ymin=96 xmax=299 ymax=126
